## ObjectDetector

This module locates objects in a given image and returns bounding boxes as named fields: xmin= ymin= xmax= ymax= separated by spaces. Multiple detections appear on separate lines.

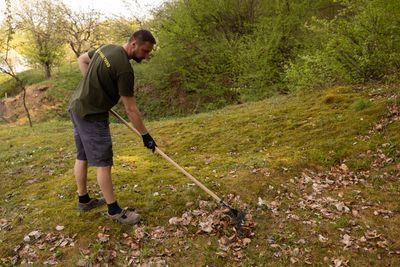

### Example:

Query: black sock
xmin=78 ymin=193 xmax=91 ymax=204
xmin=108 ymin=201 xmax=123 ymax=215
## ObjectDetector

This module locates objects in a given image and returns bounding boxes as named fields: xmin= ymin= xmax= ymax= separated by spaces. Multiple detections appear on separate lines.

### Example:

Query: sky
xmin=0 ymin=0 xmax=167 ymax=20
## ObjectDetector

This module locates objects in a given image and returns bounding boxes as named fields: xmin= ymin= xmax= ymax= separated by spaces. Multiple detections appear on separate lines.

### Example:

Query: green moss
xmin=353 ymin=98 xmax=373 ymax=111
xmin=0 ymin=84 xmax=399 ymax=265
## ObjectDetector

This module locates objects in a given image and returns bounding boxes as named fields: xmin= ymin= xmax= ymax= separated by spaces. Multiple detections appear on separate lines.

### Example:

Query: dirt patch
xmin=0 ymin=83 xmax=58 ymax=124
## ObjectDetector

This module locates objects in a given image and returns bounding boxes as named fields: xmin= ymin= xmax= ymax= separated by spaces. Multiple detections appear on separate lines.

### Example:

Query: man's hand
xmin=142 ymin=133 xmax=157 ymax=152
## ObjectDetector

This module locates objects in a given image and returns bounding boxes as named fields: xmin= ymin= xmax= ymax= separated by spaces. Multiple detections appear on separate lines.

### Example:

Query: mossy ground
xmin=0 ymin=84 xmax=399 ymax=265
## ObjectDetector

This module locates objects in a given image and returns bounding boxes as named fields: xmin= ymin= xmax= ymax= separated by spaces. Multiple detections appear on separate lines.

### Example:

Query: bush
xmin=136 ymin=0 xmax=332 ymax=117
xmin=285 ymin=0 xmax=400 ymax=91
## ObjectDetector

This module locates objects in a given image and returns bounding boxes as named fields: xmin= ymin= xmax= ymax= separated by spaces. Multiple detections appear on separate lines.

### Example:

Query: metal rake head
xmin=221 ymin=201 xmax=246 ymax=235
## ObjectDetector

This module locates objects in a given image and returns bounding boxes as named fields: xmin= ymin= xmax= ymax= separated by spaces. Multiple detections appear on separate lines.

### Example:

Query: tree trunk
xmin=69 ymin=41 xmax=80 ymax=58
xmin=22 ymin=86 xmax=33 ymax=127
xmin=44 ymin=63 xmax=51 ymax=78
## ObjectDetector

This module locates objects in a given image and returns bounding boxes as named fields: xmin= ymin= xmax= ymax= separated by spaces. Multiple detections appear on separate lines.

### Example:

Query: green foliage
xmin=16 ymin=0 xmax=67 ymax=78
xmin=135 ymin=0 xmax=243 ymax=118
xmin=97 ymin=18 xmax=140 ymax=44
xmin=285 ymin=0 xmax=400 ymax=91
xmin=3 ymin=0 xmax=399 ymax=120
xmin=134 ymin=0 xmax=400 ymax=116
xmin=136 ymin=0 xmax=332 ymax=118
xmin=233 ymin=0 xmax=316 ymax=97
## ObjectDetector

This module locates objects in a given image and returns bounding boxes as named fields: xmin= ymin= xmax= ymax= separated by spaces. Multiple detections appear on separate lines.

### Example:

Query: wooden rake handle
xmin=109 ymin=109 xmax=222 ymax=203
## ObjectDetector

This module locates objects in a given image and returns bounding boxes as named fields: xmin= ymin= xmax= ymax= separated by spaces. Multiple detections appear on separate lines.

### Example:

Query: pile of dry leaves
xmin=82 ymin=194 xmax=256 ymax=265
xmin=167 ymin=194 xmax=256 ymax=260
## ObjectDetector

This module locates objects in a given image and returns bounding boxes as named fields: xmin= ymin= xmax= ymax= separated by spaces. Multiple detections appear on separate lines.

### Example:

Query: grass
xmin=0 ymin=84 xmax=399 ymax=265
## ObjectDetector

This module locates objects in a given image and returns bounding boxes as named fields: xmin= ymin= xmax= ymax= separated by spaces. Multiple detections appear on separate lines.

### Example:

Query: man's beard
xmin=132 ymin=56 xmax=142 ymax=63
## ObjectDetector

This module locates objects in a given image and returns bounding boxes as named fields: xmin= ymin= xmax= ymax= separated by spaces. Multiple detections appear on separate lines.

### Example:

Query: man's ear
xmin=131 ymin=39 xmax=137 ymax=49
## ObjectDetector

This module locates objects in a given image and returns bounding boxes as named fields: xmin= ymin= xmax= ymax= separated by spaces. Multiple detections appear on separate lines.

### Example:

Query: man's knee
xmin=75 ymin=159 xmax=88 ymax=165
xmin=89 ymin=158 xmax=113 ymax=167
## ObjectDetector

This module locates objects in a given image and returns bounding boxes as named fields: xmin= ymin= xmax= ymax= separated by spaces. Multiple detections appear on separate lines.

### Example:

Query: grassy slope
xmin=0 ymin=64 xmax=81 ymax=122
xmin=0 ymin=84 xmax=399 ymax=265
xmin=0 ymin=69 xmax=46 ymax=98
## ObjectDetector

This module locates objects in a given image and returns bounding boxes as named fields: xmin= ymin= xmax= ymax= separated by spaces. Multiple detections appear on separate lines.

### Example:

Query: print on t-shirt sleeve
xmin=117 ymin=72 xmax=135 ymax=97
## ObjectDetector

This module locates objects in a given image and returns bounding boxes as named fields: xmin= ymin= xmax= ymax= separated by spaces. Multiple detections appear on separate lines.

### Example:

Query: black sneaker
xmin=77 ymin=198 xmax=106 ymax=212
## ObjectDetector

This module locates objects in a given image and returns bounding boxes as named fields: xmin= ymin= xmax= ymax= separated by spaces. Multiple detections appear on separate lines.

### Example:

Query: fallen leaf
xmin=341 ymin=234 xmax=352 ymax=248
xmin=28 ymin=230 xmax=41 ymax=240
xmin=242 ymin=238 xmax=251 ymax=246
xmin=199 ymin=220 xmax=213 ymax=233
xmin=257 ymin=197 xmax=266 ymax=207
xmin=318 ymin=234 xmax=328 ymax=243
xmin=339 ymin=164 xmax=349 ymax=172
xmin=335 ymin=202 xmax=350 ymax=212
xmin=168 ymin=217 xmax=181 ymax=225
xmin=97 ymin=233 xmax=109 ymax=243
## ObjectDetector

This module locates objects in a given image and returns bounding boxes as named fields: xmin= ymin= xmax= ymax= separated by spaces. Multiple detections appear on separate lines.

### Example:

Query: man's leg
xmin=74 ymin=159 xmax=88 ymax=196
xmin=96 ymin=166 xmax=116 ymax=204
xmin=70 ymin=110 xmax=92 ymax=203
xmin=96 ymin=166 xmax=125 ymax=216
xmin=96 ymin=165 xmax=139 ymax=223
xmin=71 ymin=112 xmax=139 ymax=223
xmin=70 ymin=110 xmax=105 ymax=211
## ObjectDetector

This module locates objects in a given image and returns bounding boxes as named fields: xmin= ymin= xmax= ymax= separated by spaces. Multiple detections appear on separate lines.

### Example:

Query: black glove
xmin=142 ymin=133 xmax=157 ymax=152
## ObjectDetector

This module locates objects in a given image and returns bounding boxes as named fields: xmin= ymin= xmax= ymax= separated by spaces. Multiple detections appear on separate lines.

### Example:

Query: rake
xmin=110 ymin=109 xmax=246 ymax=231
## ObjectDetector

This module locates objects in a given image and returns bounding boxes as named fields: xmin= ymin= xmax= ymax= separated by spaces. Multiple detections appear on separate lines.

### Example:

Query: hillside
xmin=0 ymin=84 xmax=399 ymax=266
xmin=0 ymin=64 xmax=83 ymax=124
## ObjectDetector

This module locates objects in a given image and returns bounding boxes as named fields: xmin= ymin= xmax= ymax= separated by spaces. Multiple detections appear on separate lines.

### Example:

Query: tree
xmin=62 ymin=6 xmax=101 ymax=58
xmin=97 ymin=17 xmax=140 ymax=44
xmin=16 ymin=0 xmax=66 ymax=78
xmin=0 ymin=0 xmax=32 ymax=126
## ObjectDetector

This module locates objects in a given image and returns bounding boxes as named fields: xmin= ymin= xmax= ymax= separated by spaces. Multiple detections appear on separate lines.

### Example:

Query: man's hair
xmin=129 ymin=29 xmax=156 ymax=44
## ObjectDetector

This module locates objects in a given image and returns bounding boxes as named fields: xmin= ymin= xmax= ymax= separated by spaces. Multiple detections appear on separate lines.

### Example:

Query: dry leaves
xmin=1 ymin=229 xmax=77 ymax=265
xmin=97 ymin=233 xmax=110 ymax=243
xmin=0 ymin=218 xmax=11 ymax=231
xmin=341 ymin=234 xmax=352 ymax=249
xmin=358 ymin=103 xmax=400 ymax=141
xmin=166 ymin=194 xmax=255 ymax=261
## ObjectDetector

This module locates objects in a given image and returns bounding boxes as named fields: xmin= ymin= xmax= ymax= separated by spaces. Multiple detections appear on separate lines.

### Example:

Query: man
xmin=68 ymin=29 xmax=157 ymax=225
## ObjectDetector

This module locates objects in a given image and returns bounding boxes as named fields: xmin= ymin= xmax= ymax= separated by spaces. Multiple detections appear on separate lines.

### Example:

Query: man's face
xmin=130 ymin=40 xmax=154 ymax=63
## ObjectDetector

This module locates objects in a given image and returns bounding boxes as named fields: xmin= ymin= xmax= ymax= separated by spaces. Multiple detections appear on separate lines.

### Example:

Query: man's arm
xmin=121 ymin=96 xmax=157 ymax=152
xmin=78 ymin=52 xmax=91 ymax=76
xmin=120 ymin=96 xmax=148 ymax=135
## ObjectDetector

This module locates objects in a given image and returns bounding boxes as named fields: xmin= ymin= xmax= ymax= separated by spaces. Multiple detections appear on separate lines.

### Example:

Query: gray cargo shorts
xmin=69 ymin=109 xmax=113 ymax=167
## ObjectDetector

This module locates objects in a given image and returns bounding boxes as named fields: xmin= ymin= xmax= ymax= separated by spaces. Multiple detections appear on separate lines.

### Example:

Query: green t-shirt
xmin=69 ymin=44 xmax=135 ymax=121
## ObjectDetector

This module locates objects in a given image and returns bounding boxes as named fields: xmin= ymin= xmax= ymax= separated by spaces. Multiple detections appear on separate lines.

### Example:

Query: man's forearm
xmin=126 ymin=109 xmax=148 ymax=135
